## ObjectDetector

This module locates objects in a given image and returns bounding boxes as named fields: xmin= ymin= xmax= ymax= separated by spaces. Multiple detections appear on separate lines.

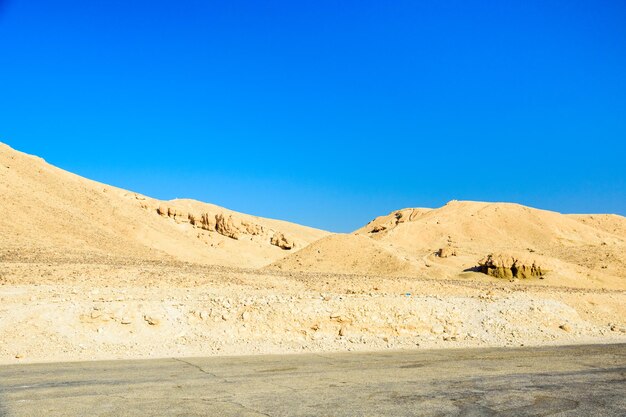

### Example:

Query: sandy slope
xmin=568 ymin=213 xmax=626 ymax=238
xmin=0 ymin=142 xmax=328 ymax=268
xmin=270 ymin=233 xmax=420 ymax=276
xmin=271 ymin=201 xmax=626 ymax=290
xmin=1 ymin=143 xmax=624 ymax=364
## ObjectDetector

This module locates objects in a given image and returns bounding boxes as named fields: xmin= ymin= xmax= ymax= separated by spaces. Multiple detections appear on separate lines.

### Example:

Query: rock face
xmin=196 ymin=213 xmax=216 ymax=231
xmin=157 ymin=206 xmax=189 ymax=223
xmin=215 ymin=214 xmax=241 ymax=240
xmin=478 ymin=253 xmax=545 ymax=279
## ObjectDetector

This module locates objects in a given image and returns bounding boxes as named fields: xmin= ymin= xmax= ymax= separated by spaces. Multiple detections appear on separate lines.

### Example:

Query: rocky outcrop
xmin=155 ymin=205 xmax=297 ymax=248
xmin=241 ymin=221 xmax=263 ymax=236
xmin=215 ymin=214 xmax=241 ymax=240
xmin=361 ymin=208 xmax=431 ymax=234
xmin=478 ymin=253 xmax=545 ymax=279
xmin=157 ymin=205 xmax=189 ymax=223
xmin=271 ymin=232 xmax=295 ymax=250
xmin=195 ymin=213 xmax=216 ymax=231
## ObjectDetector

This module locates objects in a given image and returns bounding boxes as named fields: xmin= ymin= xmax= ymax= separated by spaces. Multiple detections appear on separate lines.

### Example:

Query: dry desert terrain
xmin=1 ymin=142 xmax=625 ymax=363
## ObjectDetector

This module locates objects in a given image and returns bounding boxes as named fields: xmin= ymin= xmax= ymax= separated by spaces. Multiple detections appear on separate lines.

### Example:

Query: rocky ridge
xmin=156 ymin=204 xmax=296 ymax=250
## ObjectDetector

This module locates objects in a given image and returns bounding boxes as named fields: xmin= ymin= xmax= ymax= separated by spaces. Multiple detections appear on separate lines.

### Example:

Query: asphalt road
xmin=0 ymin=344 xmax=624 ymax=416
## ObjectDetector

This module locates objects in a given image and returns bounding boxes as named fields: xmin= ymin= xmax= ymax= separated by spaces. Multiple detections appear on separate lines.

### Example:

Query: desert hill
xmin=270 ymin=233 xmax=420 ymax=276
xmin=271 ymin=200 xmax=626 ymax=290
xmin=0 ymin=142 xmax=328 ymax=267
xmin=357 ymin=201 xmax=625 ymax=248
xmin=3 ymin=142 xmax=625 ymax=289
xmin=1 ymin=143 xmax=625 ymax=364
xmin=568 ymin=213 xmax=626 ymax=238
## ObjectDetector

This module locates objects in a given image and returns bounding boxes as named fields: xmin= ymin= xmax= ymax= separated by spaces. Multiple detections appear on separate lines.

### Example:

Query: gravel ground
xmin=1 ymin=262 xmax=624 ymax=364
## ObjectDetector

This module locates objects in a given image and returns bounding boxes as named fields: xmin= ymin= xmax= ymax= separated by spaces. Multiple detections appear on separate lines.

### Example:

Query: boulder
xmin=271 ymin=232 xmax=295 ymax=250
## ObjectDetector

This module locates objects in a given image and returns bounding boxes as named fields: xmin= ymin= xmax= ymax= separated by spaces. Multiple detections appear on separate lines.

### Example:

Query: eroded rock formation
xmin=215 ymin=214 xmax=241 ymax=239
xmin=362 ymin=208 xmax=431 ymax=234
xmin=478 ymin=253 xmax=545 ymax=279
xmin=155 ymin=205 xmax=295 ymax=249
xmin=157 ymin=206 xmax=189 ymax=223
xmin=271 ymin=232 xmax=295 ymax=250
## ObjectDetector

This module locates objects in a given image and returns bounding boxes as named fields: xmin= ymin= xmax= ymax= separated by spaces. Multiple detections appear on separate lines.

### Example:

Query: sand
xmin=1 ymin=142 xmax=624 ymax=364
xmin=0 ymin=142 xmax=328 ymax=268
xmin=272 ymin=201 xmax=626 ymax=290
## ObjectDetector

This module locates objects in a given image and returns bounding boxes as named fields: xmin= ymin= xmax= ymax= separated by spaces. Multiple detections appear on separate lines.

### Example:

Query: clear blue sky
xmin=1 ymin=1 xmax=625 ymax=232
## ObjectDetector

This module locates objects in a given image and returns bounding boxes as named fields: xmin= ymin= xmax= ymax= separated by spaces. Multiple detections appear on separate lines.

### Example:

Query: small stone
xmin=559 ymin=324 xmax=571 ymax=332
xmin=330 ymin=312 xmax=348 ymax=322
xmin=431 ymin=324 xmax=444 ymax=335
xmin=144 ymin=315 xmax=160 ymax=326
xmin=437 ymin=246 xmax=457 ymax=258
xmin=120 ymin=317 xmax=132 ymax=325
xmin=444 ymin=325 xmax=457 ymax=335
xmin=339 ymin=326 xmax=347 ymax=337
xmin=15 ymin=353 xmax=23 ymax=359
xmin=241 ymin=311 xmax=251 ymax=321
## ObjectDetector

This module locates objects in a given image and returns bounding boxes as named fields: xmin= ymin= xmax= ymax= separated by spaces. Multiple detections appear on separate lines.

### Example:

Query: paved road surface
xmin=0 ymin=344 xmax=624 ymax=416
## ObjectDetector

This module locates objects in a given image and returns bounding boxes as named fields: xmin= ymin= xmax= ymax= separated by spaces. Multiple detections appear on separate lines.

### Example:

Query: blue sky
xmin=1 ymin=0 xmax=625 ymax=232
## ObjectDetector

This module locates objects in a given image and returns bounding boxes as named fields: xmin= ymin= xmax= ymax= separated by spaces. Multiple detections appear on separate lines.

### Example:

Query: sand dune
xmin=0 ymin=143 xmax=328 ymax=268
